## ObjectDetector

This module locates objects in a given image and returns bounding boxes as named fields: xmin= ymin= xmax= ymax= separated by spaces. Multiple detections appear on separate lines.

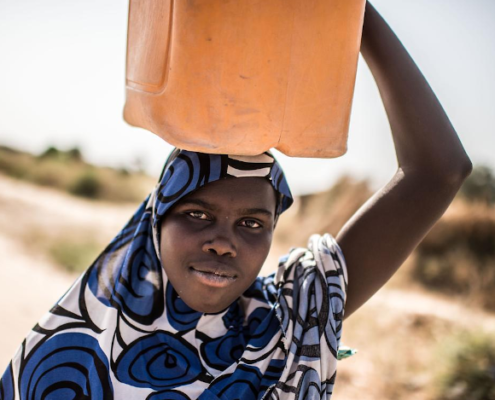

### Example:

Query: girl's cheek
xmin=243 ymin=230 xmax=273 ymax=246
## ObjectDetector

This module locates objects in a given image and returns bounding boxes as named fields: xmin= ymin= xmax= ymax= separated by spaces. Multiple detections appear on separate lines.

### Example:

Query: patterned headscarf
xmin=154 ymin=149 xmax=293 ymax=223
xmin=0 ymin=149 xmax=349 ymax=400
xmin=149 ymin=149 xmax=293 ymax=260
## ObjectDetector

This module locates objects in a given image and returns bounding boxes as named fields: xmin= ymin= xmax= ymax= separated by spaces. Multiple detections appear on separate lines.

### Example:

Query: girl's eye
xmin=240 ymin=219 xmax=262 ymax=229
xmin=188 ymin=211 xmax=209 ymax=220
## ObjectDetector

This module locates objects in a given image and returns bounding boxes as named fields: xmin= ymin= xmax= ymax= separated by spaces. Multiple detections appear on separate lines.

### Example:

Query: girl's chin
xmin=182 ymin=295 xmax=236 ymax=314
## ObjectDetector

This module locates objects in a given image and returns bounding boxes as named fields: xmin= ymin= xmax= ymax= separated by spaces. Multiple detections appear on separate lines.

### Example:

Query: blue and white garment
xmin=0 ymin=150 xmax=348 ymax=400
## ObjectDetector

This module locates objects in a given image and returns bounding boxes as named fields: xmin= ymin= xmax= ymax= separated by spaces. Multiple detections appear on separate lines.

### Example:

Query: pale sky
xmin=0 ymin=0 xmax=494 ymax=194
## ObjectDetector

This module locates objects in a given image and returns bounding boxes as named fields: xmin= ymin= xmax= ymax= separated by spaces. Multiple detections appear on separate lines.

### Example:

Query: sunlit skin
xmin=160 ymin=177 xmax=277 ymax=313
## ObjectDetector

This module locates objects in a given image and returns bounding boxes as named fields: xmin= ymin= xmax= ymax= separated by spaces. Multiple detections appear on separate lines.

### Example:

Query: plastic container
xmin=124 ymin=0 xmax=365 ymax=158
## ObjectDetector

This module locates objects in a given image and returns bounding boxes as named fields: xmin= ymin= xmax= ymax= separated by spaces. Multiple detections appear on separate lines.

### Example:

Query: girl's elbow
xmin=439 ymin=158 xmax=473 ymax=189
xmin=439 ymin=148 xmax=473 ymax=183
xmin=414 ymin=157 xmax=473 ymax=190
xmin=459 ymin=158 xmax=473 ymax=180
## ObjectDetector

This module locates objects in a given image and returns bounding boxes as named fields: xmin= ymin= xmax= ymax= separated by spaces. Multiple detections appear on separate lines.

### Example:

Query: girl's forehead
xmin=153 ymin=150 xmax=292 ymax=225
xmin=178 ymin=177 xmax=277 ymax=212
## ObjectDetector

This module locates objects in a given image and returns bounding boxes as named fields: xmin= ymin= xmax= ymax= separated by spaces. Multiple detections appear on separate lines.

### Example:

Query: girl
xmin=0 ymin=3 xmax=471 ymax=399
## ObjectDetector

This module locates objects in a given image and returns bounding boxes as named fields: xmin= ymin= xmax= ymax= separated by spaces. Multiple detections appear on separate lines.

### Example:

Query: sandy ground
xmin=1 ymin=173 xmax=494 ymax=398
xmin=0 ymin=234 xmax=75 ymax=365
xmin=0 ymin=174 xmax=136 ymax=368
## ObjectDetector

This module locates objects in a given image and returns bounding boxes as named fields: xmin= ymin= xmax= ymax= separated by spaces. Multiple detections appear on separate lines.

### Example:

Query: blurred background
xmin=1 ymin=0 xmax=494 ymax=399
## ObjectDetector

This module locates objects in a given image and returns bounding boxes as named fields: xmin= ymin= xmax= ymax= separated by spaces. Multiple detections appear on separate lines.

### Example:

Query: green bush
xmin=49 ymin=239 xmax=101 ymax=273
xmin=38 ymin=146 xmax=84 ymax=162
xmin=38 ymin=146 xmax=61 ymax=159
xmin=459 ymin=165 xmax=495 ymax=206
xmin=69 ymin=171 xmax=102 ymax=199
xmin=434 ymin=331 xmax=495 ymax=400
xmin=66 ymin=147 xmax=83 ymax=162
xmin=413 ymin=214 xmax=495 ymax=311
xmin=1 ymin=145 xmax=154 ymax=203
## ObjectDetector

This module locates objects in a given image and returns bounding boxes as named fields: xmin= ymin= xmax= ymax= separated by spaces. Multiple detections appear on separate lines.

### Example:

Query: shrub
xmin=413 ymin=208 xmax=495 ymax=311
xmin=434 ymin=331 xmax=495 ymax=400
xmin=458 ymin=165 xmax=495 ymax=206
xmin=69 ymin=171 xmax=102 ymax=199
xmin=38 ymin=146 xmax=83 ymax=162
xmin=0 ymin=144 xmax=155 ymax=202
xmin=49 ymin=239 xmax=101 ymax=273
xmin=66 ymin=147 xmax=83 ymax=162
xmin=274 ymin=176 xmax=372 ymax=247
xmin=38 ymin=146 xmax=61 ymax=159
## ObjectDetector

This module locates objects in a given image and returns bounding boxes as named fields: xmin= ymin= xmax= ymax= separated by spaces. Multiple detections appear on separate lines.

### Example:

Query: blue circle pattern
xmin=19 ymin=333 xmax=113 ymax=400
xmin=147 ymin=390 xmax=191 ymax=400
xmin=244 ymin=308 xmax=280 ymax=350
xmin=87 ymin=204 xmax=165 ymax=325
xmin=0 ymin=363 xmax=14 ymax=400
xmin=115 ymin=331 xmax=202 ymax=390
xmin=201 ymin=332 xmax=247 ymax=371
xmin=165 ymin=283 xmax=202 ymax=331
xmin=199 ymin=304 xmax=280 ymax=371
xmin=201 ymin=359 xmax=285 ymax=400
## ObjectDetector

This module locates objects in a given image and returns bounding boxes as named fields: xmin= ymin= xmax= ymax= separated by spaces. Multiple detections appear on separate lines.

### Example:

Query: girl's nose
xmin=202 ymin=237 xmax=237 ymax=258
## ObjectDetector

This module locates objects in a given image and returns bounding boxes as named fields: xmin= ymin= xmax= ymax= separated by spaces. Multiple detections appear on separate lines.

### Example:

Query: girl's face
xmin=160 ymin=177 xmax=277 ymax=313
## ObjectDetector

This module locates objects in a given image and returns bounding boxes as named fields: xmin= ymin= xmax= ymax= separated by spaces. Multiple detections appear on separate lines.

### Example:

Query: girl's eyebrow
xmin=237 ymin=208 xmax=273 ymax=217
xmin=180 ymin=199 xmax=273 ymax=217
xmin=179 ymin=199 xmax=217 ymax=210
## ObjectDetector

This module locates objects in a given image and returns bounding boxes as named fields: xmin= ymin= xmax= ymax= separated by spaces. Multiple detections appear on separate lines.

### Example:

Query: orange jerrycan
xmin=124 ymin=0 xmax=365 ymax=157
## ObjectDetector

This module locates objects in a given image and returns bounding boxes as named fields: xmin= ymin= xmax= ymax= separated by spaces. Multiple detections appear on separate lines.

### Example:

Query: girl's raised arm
xmin=336 ymin=2 xmax=472 ymax=319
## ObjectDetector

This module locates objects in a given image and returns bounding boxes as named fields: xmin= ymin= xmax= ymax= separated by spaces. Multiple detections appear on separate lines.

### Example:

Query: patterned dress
xmin=0 ymin=150 xmax=348 ymax=400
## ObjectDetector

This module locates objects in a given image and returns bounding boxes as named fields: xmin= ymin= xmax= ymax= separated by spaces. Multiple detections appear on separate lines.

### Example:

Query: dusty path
xmin=0 ymin=174 xmax=137 ymax=368
xmin=0 ymin=171 xmax=138 ymax=241
xmin=0 ymin=234 xmax=75 ymax=366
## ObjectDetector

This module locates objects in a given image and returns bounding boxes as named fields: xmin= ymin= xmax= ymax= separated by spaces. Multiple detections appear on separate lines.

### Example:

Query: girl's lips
xmin=189 ymin=267 xmax=237 ymax=288
xmin=190 ymin=261 xmax=237 ymax=277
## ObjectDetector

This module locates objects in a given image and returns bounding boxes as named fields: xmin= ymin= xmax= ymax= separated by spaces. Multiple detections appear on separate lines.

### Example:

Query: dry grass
xmin=413 ymin=202 xmax=495 ymax=311
xmin=274 ymin=175 xmax=372 ymax=247
xmin=0 ymin=172 xmax=138 ymax=274
xmin=0 ymin=145 xmax=155 ymax=203
xmin=25 ymin=229 xmax=102 ymax=273
xmin=334 ymin=294 xmax=495 ymax=400
xmin=432 ymin=331 xmax=495 ymax=400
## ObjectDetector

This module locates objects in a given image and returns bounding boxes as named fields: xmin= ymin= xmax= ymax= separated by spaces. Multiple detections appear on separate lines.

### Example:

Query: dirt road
xmin=0 ymin=174 xmax=136 ymax=368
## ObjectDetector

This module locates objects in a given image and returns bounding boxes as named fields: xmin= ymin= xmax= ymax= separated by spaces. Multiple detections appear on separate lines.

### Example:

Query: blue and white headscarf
xmin=0 ymin=150 xmax=348 ymax=400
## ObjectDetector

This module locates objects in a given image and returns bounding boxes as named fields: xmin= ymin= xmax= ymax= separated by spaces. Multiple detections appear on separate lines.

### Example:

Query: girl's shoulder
xmin=275 ymin=233 xmax=348 ymax=290
xmin=243 ymin=233 xmax=348 ymax=318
